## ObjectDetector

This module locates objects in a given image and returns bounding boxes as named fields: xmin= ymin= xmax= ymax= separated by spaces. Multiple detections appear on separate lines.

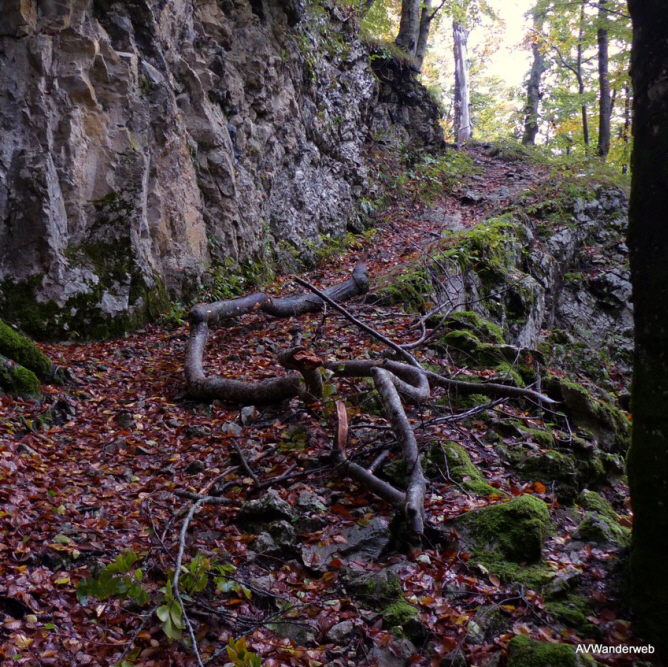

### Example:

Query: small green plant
xmin=161 ymin=301 xmax=188 ymax=327
xmin=77 ymin=551 xmax=253 ymax=646
xmin=76 ymin=551 xmax=148 ymax=606
xmin=156 ymin=582 xmax=185 ymax=640
xmin=227 ymin=636 xmax=262 ymax=667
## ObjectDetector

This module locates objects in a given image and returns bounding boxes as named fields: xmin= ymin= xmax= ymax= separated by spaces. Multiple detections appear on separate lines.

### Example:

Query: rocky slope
xmin=0 ymin=0 xmax=442 ymax=339
xmin=0 ymin=144 xmax=643 ymax=667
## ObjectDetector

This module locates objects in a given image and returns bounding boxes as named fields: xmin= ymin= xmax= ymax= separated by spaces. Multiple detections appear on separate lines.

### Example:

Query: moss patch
xmin=455 ymin=495 xmax=552 ymax=564
xmin=430 ymin=441 xmax=504 ymax=497
xmin=507 ymin=635 xmax=597 ymax=667
xmin=547 ymin=377 xmax=630 ymax=453
xmin=442 ymin=311 xmax=505 ymax=344
xmin=517 ymin=450 xmax=579 ymax=504
xmin=0 ymin=357 xmax=41 ymax=398
xmin=0 ymin=320 xmax=52 ymax=379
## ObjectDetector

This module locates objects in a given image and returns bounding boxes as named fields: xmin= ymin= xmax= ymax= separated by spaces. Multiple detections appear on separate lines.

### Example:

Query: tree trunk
xmin=395 ymin=0 xmax=421 ymax=56
xmin=621 ymin=83 xmax=631 ymax=174
xmin=577 ymin=0 xmax=589 ymax=148
xmin=522 ymin=6 xmax=547 ymax=146
xmin=415 ymin=0 xmax=433 ymax=70
xmin=627 ymin=0 xmax=668 ymax=656
xmin=597 ymin=0 xmax=612 ymax=158
xmin=453 ymin=20 xmax=472 ymax=143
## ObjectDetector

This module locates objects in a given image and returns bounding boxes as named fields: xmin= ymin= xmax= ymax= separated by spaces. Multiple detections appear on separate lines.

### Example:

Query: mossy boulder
xmin=430 ymin=441 xmax=505 ymax=498
xmin=546 ymin=377 xmax=630 ymax=453
xmin=507 ymin=636 xmax=597 ymax=667
xmin=455 ymin=495 xmax=552 ymax=564
xmin=437 ymin=330 xmax=523 ymax=380
xmin=520 ymin=427 xmax=556 ymax=448
xmin=517 ymin=450 xmax=579 ymax=504
xmin=571 ymin=490 xmax=630 ymax=547
xmin=0 ymin=320 xmax=52 ymax=379
xmin=373 ymin=266 xmax=433 ymax=313
xmin=442 ymin=311 xmax=505 ymax=344
xmin=545 ymin=594 xmax=599 ymax=638
xmin=343 ymin=568 xmax=426 ymax=641
xmin=381 ymin=599 xmax=426 ymax=642
xmin=0 ymin=356 xmax=41 ymax=398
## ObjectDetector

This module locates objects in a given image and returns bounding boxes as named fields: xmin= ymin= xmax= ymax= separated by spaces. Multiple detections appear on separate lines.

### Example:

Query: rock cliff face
xmin=0 ymin=0 xmax=442 ymax=339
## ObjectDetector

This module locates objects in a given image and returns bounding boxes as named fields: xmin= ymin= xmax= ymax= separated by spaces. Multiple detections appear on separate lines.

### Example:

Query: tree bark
xmin=627 ymin=0 xmax=668 ymax=655
xmin=415 ymin=0 xmax=433 ymax=70
xmin=522 ymin=6 xmax=547 ymax=146
xmin=577 ymin=0 xmax=589 ymax=149
xmin=395 ymin=0 xmax=421 ymax=56
xmin=597 ymin=0 xmax=612 ymax=158
xmin=453 ymin=20 xmax=472 ymax=143
xmin=185 ymin=264 xmax=369 ymax=403
xmin=621 ymin=83 xmax=631 ymax=174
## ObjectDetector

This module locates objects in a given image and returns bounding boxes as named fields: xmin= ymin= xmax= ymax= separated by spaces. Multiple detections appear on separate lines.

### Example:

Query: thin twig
xmin=293 ymin=276 xmax=422 ymax=368
xmin=173 ymin=498 xmax=207 ymax=667
xmin=232 ymin=440 xmax=259 ymax=484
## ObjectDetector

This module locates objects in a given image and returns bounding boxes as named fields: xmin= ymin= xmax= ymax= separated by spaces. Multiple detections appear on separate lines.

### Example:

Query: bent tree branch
xmin=183 ymin=264 xmax=555 ymax=534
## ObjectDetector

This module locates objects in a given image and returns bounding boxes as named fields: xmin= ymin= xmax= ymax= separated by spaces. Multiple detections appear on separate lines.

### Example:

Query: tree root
xmin=185 ymin=263 xmax=369 ymax=403
xmin=183 ymin=263 xmax=556 ymax=534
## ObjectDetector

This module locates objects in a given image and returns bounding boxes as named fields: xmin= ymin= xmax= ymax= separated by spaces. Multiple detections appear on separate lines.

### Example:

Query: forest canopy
xmin=358 ymin=0 xmax=631 ymax=165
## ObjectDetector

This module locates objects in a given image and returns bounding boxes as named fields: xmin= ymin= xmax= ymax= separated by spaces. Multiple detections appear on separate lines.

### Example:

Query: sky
xmin=478 ymin=0 xmax=535 ymax=87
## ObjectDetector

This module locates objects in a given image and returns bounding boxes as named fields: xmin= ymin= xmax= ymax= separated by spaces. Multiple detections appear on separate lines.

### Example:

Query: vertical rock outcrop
xmin=0 ymin=0 xmax=442 ymax=339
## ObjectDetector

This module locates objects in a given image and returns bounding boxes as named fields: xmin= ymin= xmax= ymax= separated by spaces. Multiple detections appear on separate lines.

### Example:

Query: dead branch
xmin=372 ymin=368 xmax=426 ymax=534
xmin=323 ymin=359 xmax=554 ymax=404
xmin=185 ymin=264 xmax=369 ymax=403
xmin=293 ymin=275 xmax=421 ymax=368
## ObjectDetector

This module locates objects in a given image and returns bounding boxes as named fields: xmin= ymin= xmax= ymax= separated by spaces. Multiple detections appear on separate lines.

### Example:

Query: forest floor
xmin=0 ymin=145 xmax=650 ymax=667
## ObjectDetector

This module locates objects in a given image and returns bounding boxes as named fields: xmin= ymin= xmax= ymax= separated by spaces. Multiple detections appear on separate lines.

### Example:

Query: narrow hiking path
xmin=0 ymin=146 xmax=641 ymax=667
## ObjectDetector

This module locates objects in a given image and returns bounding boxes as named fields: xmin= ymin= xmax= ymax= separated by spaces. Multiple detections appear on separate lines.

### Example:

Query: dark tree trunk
xmin=522 ymin=6 xmax=547 ymax=146
xmin=627 ymin=0 xmax=668 ymax=655
xmin=395 ymin=0 xmax=421 ymax=56
xmin=577 ymin=0 xmax=589 ymax=148
xmin=597 ymin=0 xmax=612 ymax=158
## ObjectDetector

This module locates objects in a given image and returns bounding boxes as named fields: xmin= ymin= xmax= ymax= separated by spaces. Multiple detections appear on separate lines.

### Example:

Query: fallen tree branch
xmin=372 ymin=368 xmax=426 ymax=534
xmin=323 ymin=359 xmax=554 ymax=404
xmin=185 ymin=264 xmax=369 ymax=403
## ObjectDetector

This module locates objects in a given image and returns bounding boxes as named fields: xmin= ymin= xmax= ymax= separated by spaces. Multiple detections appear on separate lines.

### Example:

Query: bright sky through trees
xmin=476 ymin=0 xmax=534 ymax=87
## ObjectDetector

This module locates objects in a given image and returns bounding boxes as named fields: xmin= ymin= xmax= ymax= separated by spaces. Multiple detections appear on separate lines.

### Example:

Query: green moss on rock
xmin=0 ymin=320 xmax=52 ymax=379
xmin=573 ymin=512 xmax=630 ymax=547
xmin=546 ymin=377 xmax=630 ymax=453
xmin=443 ymin=311 xmax=505 ymax=344
xmin=517 ymin=450 xmax=578 ymax=503
xmin=381 ymin=599 xmax=426 ymax=641
xmin=456 ymin=495 xmax=552 ymax=564
xmin=0 ymin=273 xmax=169 ymax=341
xmin=373 ymin=266 xmax=433 ymax=313
xmin=545 ymin=594 xmax=599 ymax=638
xmin=0 ymin=357 xmax=41 ymax=398
xmin=430 ymin=441 xmax=504 ymax=497
xmin=507 ymin=636 xmax=597 ymax=667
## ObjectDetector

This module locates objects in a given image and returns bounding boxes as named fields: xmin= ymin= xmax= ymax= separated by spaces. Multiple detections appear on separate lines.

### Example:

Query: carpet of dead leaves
xmin=0 ymin=146 xmax=654 ymax=667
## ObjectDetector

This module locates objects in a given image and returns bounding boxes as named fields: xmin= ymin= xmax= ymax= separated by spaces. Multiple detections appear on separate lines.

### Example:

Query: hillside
xmin=0 ymin=142 xmax=646 ymax=667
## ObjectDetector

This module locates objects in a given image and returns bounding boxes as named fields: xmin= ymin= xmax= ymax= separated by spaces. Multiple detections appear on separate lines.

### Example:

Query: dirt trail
xmin=0 ymin=147 xmax=639 ymax=667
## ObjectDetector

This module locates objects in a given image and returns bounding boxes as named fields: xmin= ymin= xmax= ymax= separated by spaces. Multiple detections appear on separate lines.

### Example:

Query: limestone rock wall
xmin=0 ymin=0 xmax=442 ymax=338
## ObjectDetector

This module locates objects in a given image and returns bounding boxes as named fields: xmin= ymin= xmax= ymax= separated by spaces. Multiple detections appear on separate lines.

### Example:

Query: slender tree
xmin=575 ymin=0 xmax=589 ymax=148
xmin=627 ymin=0 xmax=668 ymax=656
xmin=453 ymin=18 xmax=472 ymax=142
xmin=522 ymin=3 xmax=547 ymax=145
xmin=597 ymin=0 xmax=611 ymax=157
